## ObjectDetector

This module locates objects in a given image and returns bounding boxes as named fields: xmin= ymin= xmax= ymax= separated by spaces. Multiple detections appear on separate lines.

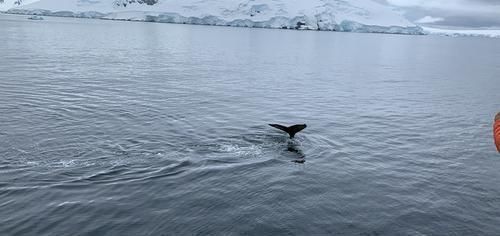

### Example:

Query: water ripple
xmin=1 ymin=14 xmax=500 ymax=235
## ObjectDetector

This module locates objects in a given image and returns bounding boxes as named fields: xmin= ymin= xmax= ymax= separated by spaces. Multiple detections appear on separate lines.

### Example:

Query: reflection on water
xmin=287 ymin=140 xmax=306 ymax=163
xmin=1 ymin=14 xmax=500 ymax=235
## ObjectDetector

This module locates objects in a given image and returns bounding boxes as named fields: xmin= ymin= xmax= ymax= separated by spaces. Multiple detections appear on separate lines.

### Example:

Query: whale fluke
xmin=269 ymin=124 xmax=307 ymax=138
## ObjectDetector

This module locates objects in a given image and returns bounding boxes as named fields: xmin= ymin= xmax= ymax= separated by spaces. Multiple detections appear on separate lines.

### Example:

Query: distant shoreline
xmin=2 ymin=11 xmax=499 ymax=39
xmin=2 ymin=9 xmax=425 ymax=36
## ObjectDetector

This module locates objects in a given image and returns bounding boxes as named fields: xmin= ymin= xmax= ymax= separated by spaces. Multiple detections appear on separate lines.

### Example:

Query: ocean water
xmin=1 ymin=14 xmax=500 ymax=235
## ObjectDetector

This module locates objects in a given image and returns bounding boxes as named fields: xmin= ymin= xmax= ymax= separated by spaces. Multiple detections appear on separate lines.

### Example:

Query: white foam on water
xmin=57 ymin=160 xmax=77 ymax=168
xmin=218 ymin=143 xmax=263 ymax=157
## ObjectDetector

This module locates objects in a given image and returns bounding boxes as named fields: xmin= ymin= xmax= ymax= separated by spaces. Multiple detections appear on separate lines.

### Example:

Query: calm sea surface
xmin=1 ymin=14 xmax=500 ymax=235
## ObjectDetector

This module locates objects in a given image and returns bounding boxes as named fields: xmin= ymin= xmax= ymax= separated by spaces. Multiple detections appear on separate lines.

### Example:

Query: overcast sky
xmin=379 ymin=0 xmax=500 ymax=27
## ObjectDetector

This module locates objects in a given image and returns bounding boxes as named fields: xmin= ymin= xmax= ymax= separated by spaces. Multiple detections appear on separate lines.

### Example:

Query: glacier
xmin=2 ymin=0 xmax=424 ymax=35
xmin=423 ymin=27 xmax=500 ymax=39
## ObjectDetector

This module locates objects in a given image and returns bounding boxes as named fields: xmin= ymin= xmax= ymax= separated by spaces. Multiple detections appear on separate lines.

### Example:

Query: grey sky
xmin=378 ymin=0 xmax=500 ymax=27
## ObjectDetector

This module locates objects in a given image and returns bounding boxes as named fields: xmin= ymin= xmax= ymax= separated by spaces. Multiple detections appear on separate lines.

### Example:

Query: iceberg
xmin=27 ymin=15 xmax=43 ymax=20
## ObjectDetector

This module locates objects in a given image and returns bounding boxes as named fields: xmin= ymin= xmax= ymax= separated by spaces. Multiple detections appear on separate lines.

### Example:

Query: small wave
xmin=19 ymin=158 xmax=96 ymax=169
xmin=48 ymin=200 xmax=96 ymax=207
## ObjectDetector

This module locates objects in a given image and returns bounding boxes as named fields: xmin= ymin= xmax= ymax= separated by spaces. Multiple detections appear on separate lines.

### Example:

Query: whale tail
xmin=269 ymin=124 xmax=307 ymax=138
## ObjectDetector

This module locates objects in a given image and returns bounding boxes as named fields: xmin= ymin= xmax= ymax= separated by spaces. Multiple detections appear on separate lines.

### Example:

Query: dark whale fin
xmin=269 ymin=124 xmax=307 ymax=138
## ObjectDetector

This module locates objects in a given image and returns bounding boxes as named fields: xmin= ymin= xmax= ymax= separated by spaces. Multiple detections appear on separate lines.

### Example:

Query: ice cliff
xmin=2 ymin=0 xmax=424 ymax=35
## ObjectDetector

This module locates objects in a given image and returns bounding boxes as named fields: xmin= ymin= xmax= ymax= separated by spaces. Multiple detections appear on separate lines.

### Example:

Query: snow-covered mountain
xmin=3 ymin=0 xmax=424 ymax=34
xmin=0 ymin=0 xmax=39 ymax=11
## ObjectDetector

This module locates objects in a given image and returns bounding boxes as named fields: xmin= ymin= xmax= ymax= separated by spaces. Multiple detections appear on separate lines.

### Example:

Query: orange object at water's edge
xmin=495 ymin=113 xmax=500 ymax=153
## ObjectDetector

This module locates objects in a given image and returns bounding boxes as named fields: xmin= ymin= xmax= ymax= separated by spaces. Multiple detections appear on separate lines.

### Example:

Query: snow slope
xmin=0 ymin=0 xmax=39 ymax=11
xmin=5 ymin=0 xmax=424 ymax=34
